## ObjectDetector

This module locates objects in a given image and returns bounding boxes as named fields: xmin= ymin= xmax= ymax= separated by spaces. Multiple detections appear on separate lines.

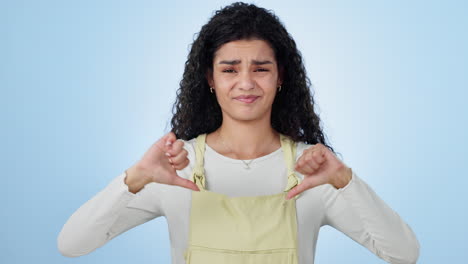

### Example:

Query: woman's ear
xmin=278 ymin=65 xmax=284 ymax=86
xmin=205 ymin=70 xmax=214 ymax=87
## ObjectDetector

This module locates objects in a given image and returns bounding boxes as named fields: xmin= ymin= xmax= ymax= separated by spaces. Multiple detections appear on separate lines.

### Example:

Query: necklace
xmin=217 ymin=130 xmax=277 ymax=170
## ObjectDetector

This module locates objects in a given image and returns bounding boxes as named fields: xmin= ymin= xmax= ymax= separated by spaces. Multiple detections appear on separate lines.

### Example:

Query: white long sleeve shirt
xmin=57 ymin=137 xmax=420 ymax=264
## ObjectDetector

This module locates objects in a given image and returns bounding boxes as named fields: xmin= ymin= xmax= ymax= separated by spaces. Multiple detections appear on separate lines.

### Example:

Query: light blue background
xmin=2 ymin=0 xmax=467 ymax=263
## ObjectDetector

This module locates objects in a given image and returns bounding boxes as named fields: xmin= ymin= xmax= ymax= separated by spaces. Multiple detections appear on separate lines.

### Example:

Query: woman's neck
xmin=207 ymin=121 xmax=281 ymax=160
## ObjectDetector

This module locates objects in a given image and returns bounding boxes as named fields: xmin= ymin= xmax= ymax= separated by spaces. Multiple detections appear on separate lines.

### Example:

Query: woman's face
xmin=206 ymin=39 xmax=282 ymax=123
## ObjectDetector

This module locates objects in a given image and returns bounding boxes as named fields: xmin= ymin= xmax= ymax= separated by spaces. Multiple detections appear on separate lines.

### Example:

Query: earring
xmin=278 ymin=85 xmax=282 ymax=92
xmin=210 ymin=87 xmax=214 ymax=93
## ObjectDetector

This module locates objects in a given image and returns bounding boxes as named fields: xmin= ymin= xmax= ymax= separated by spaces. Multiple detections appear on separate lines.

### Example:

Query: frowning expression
xmin=206 ymin=39 xmax=282 ymax=122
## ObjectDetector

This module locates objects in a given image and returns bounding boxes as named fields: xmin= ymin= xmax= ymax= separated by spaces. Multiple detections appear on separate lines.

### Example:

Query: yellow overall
xmin=183 ymin=133 xmax=302 ymax=264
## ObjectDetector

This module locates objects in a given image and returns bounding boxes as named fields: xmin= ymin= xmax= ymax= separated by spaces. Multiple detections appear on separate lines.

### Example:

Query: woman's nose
xmin=238 ymin=70 xmax=255 ymax=90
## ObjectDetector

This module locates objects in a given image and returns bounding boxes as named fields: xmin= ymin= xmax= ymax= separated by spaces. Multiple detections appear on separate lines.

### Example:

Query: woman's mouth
xmin=234 ymin=96 xmax=259 ymax=104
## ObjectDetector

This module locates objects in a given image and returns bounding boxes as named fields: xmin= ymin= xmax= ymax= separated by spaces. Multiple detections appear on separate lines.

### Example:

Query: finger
xmin=169 ymin=148 xmax=188 ymax=165
xmin=306 ymin=154 xmax=321 ymax=170
xmin=294 ymin=161 xmax=313 ymax=176
xmin=285 ymin=181 xmax=309 ymax=200
xmin=295 ymin=157 xmax=318 ymax=175
xmin=311 ymin=147 xmax=326 ymax=164
xmin=153 ymin=132 xmax=176 ymax=154
xmin=163 ymin=131 xmax=177 ymax=147
xmin=171 ymin=174 xmax=200 ymax=191
xmin=295 ymin=147 xmax=319 ymax=169
xmin=172 ymin=157 xmax=190 ymax=171
xmin=286 ymin=176 xmax=325 ymax=200
xmin=166 ymin=139 xmax=184 ymax=156
xmin=306 ymin=147 xmax=325 ymax=168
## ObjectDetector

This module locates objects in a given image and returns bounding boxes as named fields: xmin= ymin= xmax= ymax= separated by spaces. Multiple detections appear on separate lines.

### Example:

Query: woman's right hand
xmin=125 ymin=131 xmax=200 ymax=193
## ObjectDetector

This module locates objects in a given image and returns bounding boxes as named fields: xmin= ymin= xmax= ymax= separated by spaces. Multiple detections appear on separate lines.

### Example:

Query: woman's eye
xmin=222 ymin=68 xmax=269 ymax=73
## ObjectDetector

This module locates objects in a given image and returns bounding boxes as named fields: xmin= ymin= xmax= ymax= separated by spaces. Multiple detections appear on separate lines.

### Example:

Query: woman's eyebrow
xmin=218 ymin=59 xmax=273 ymax=65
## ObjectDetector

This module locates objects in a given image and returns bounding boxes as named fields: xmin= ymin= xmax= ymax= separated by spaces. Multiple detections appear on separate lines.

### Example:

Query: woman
xmin=57 ymin=2 xmax=420 ymax=263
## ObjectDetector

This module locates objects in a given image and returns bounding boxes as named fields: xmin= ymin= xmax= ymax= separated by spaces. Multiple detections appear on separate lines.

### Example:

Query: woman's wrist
xmin=331 ymin=166 xmax=352 ymax=189
xmin=124 ymin=164 xmax=153 ymax=194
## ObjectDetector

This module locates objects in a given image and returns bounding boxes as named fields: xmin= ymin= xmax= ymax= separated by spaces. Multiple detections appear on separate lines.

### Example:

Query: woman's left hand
xmin=286 ymin=143 xmax=353 ymax=200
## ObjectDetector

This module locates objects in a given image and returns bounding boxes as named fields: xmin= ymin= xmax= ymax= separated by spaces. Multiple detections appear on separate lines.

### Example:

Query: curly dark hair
xmin=166 ymin=1 xmax=338 ymax=156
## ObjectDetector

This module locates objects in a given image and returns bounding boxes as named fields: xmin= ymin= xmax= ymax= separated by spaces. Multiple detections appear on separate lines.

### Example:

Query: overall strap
xmin=189 ymin=133 xmax=302 ymax=197
xmin=280 ymin=134 xmax=302 ymax=196
xmin=190 ymin=133 xmax=207 ymax=191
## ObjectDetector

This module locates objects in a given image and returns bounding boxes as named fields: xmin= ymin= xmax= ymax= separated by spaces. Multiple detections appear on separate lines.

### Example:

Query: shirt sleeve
xmin=57 ymin=171 xmax=165 ymax=257
xmin=321 ymin=169 xmax=420 ymax=264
